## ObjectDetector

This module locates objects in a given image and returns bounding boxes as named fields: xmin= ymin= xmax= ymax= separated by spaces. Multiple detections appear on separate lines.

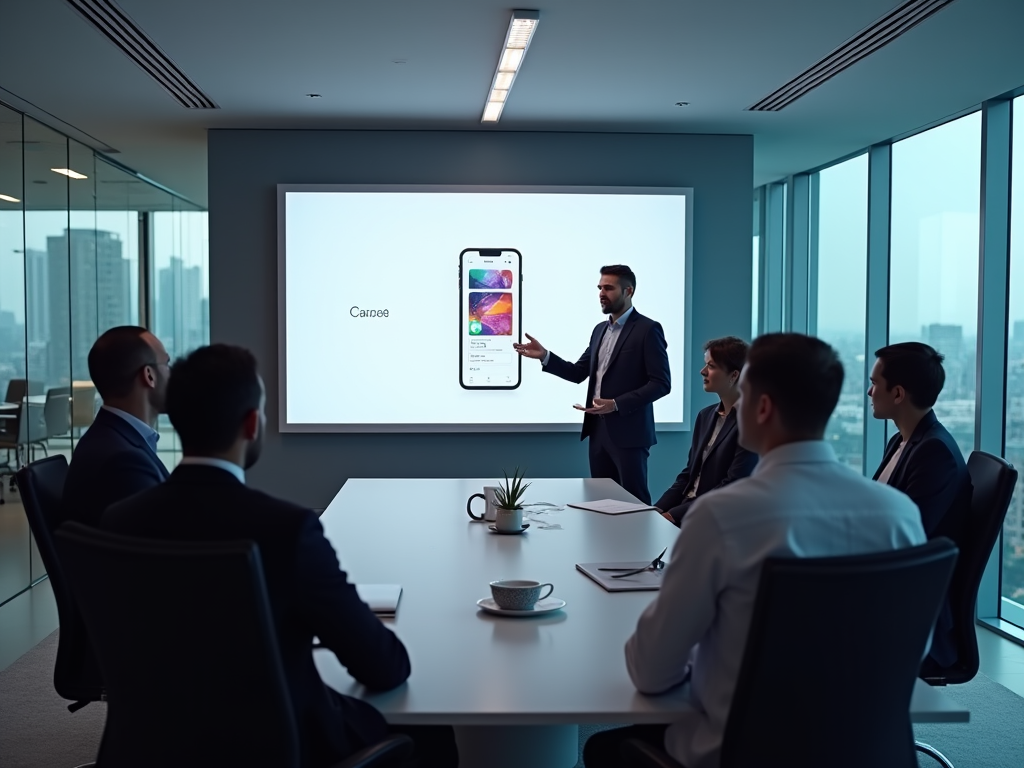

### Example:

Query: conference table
xmin=314 ymin=478 xmax=968 ymax=768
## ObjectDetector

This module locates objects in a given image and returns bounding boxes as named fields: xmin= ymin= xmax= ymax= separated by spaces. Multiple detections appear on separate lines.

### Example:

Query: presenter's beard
xmin=601 ymin=296 xmax=626 ymax=315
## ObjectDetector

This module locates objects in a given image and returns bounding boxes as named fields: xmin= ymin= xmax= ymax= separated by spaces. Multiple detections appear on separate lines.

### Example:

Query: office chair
xmin=31 ymin=386 xmax=72 ymax=457
xmin=621 ymin=538 xmax=958 ymax=768
xmin=915 ymin=451 xmax=1018 ymax=768
xmin=17 ymin=456 xmax=106 ymax=712
xmin=0 ymin=401 xmax=47 ymax=500
xmin=55 ymin=523 xmax=413 ymax=768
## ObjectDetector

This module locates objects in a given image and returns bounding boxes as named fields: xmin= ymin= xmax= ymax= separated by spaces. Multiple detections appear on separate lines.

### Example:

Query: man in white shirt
xmin=583 ymin=333 xmax=926 ymax=768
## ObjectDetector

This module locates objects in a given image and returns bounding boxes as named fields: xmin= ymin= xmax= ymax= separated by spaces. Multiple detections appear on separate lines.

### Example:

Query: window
xmin=814 ymin=154 xmax=869 ymax=471
xmin=888 ymin=112 xmax=981 ymax=459
xmin=752 ymin=189 xmax=761 ymax=338
xmin=1002 ymin=94 xmax=1024 ymax=622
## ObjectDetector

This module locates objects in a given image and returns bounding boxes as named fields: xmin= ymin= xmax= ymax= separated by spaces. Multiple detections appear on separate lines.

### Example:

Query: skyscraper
xmin=157 ymin=256 xmax=203 ymax=358
xmin=47 ymin=229 xmax=131 ymax=383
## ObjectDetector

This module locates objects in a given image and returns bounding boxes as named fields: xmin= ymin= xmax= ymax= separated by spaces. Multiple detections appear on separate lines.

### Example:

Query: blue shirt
xmin=102 ymin=406 xmax=160 ymax=455
xmin=541 ymin=307 xmax=633 ymax=409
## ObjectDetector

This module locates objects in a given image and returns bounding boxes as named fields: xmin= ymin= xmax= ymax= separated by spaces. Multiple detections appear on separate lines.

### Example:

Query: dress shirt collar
xmin=752 ymin=439 xmax=837 ymax=475
xmin=178 ymin=456 xmax=246 ymax=484
xmin=102 ymin=405 xmax=160 ymax=452
xmin=607 ymin=306 xmax=634 ymax=328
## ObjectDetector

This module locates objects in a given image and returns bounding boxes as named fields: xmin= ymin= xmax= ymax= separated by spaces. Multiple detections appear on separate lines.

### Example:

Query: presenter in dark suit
xmin=654 ymin=336 xmax=757 ymax=526
xmin=102 ymin=345 xmax=457 ymax=768
xmin=869 ymin=341 xmax=972 ymax=668
xmin=61 ymin=326 xmax=172 ymax=528
xmin=513 ymin=265 xmax=671 ymax=504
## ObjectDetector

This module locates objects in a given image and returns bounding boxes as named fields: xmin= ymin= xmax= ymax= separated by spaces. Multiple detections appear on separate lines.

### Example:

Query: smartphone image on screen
xmin=459 ymin=248 xmax=522 ymax=389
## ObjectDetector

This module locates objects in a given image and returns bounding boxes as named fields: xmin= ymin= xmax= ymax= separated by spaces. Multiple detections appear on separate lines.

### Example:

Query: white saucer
xmin=488 ymin=523 xmax=530 ymax=535
xmin=476 ymin=597 xmax=566 ymax=617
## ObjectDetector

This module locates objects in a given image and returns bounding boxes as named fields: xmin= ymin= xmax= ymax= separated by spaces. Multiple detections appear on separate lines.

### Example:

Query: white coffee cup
xmin=467 ymin=486 xmax=501 ymax=522
xmin=494 ymin=507 xmax=524 ymax=533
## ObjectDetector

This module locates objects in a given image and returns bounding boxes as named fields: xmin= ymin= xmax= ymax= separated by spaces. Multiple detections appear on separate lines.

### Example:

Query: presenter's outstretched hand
xmin=513 ymin=333 xmax=548 ymax=360
xmin=584 ymin=398 xmax=617 ymax=415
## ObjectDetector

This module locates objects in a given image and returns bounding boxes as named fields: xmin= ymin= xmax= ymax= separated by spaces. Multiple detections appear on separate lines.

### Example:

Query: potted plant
xmin=493 ymin=467 xmax=531 ymax=532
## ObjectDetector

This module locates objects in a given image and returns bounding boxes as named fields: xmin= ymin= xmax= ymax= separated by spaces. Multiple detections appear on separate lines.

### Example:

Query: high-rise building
xmin=924 ymin=323 xmax=964 ymax=362
xmin=157 ymin=256 xmax=203 ymax=357
xmin=47 ymin=229 xmax=131 ymax=384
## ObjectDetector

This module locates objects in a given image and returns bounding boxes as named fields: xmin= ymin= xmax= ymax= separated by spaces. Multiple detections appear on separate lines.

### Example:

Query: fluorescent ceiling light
xmin=51 ymin=168 xmax=88 ymax=180
xmin=0 ymin=194 xmax=20 ymax=203
xmin=481 ymin=10 xmax=539 ymax=123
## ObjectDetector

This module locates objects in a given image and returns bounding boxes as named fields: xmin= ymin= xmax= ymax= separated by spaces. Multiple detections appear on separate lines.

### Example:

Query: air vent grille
xmin=748 ymin=0 xmax=959 ymax=112
xmin=64 ymin=0 xmax=217 ymax=109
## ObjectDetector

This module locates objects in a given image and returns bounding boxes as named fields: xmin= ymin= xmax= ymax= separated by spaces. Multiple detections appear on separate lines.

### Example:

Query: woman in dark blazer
xmin=654 ymin=336 xmax=758 ymax=526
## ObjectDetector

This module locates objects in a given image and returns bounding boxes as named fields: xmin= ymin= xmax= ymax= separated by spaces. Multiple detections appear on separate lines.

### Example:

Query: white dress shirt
xmin=625 ymin=440 xmax=926 ymax=768
xmin=540 ymin=307 xmax=632 ymax=408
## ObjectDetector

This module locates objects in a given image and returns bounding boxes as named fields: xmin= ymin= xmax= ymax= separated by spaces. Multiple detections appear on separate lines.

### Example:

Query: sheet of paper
xmin=355 ymin=584 xmax=403 ymax=616
xmin=566 ymin=499 xmax=657 ymax=515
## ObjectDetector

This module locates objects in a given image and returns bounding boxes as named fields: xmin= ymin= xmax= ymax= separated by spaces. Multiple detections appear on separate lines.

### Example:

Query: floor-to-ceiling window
xmin=813 ymin=154 xmax=869 ymax=471
xmin=1002 ymin=94 xmax=1024 ymax=618
xmin=888 ymin=112 xmax=982 ymax=459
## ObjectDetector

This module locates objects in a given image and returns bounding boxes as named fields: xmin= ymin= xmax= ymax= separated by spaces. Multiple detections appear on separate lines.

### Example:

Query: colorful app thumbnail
xmin=469 ymin=269 xmax=514 ymax=289
xmin=468 ymin=292 xmax=513 ymax=335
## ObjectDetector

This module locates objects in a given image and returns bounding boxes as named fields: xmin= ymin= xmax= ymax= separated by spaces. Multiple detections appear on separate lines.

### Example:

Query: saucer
xmin=477 ymin=597 xmax=566 ymax=617
xmin=488 ymin=523 xmax=530 ymax=535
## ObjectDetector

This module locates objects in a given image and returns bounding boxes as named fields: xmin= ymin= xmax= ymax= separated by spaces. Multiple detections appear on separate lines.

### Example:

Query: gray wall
xmin=208 ymin=129 xmax=753 ymax=508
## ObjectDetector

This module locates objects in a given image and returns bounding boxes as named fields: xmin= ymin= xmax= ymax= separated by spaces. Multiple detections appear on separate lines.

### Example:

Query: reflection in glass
xmin=1001 ymin=94 xmax=1024 ymax=619
xmin=888 ymin=112 xmax=981 ymax=460
xmin=814 ymin=154 xmax=869 ymax=472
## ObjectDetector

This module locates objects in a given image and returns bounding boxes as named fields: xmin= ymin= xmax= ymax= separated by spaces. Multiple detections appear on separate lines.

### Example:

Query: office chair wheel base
xmin=915 ymin=741 xmax=954 ymax=768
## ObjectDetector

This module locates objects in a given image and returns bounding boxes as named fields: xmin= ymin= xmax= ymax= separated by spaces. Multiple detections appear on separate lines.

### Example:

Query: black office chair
xmin=914 ymin=451 xmax=1018 ymax=768
xmin=621 ymin=538 xmax=958 ymax=768
xmin=55 ymin=523 xmax=413 ymax=768
xmin=17 ymin=456 xmax=106 ymax=712
xmin=30 ymin=386 xmax=72 ymax=457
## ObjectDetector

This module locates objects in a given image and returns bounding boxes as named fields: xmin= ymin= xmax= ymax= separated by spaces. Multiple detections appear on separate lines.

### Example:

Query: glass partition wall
xmin=756 ymin=92 xmax=1024 ymax=642
xmin=0 ymin=105 xmax=207 ymax=607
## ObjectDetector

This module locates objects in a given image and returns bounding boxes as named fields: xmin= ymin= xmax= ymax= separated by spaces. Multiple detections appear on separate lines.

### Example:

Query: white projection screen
xmin=278 ymin=185 xmax=692 ymax=432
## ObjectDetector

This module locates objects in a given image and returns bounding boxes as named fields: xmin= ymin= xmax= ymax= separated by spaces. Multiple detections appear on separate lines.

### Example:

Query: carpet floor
xmin=2 ymin=631 xmax=1021 ymax=768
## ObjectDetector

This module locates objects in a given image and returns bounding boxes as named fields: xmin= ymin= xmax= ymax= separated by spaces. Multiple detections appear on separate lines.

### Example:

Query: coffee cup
xmin=489 ymin=579 xmax=555 ymax=611
xmin=467 ymin=486 xmax=500 ymax=522
xmin=493 ymin=507 xmax=524 ymax=532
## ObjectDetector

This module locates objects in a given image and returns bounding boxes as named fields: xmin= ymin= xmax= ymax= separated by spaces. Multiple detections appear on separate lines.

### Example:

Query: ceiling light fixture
xmin=51 ymin=168 xmax=88 ymax=180
xmin=481 ymin=10 xmax=539 ymax=123
xmin=0 ymin=194 xmax=20 ymax=203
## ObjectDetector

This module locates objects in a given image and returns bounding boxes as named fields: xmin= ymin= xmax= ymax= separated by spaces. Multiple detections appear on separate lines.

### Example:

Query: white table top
xmin=314 ymin=478 xmax=968 ymax=725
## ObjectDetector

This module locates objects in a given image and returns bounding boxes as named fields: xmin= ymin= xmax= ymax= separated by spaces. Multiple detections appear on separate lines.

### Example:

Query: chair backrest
xmin=4 ymin=378 xmax=27 ymax=403
xmin=720 ymin=538 xmax=958 ymax=768
xmin=16 ymin=456 xmax=104 ymax=703
xmin=933 ymin=451 xmax=1018 ymax=684
xmin=55 ymin=522 xmax=300 ymax=768
xmin=43 ymin=387 xmax=72 ymax=439
xmin=17 ymin=401 xmax=46 ymax=444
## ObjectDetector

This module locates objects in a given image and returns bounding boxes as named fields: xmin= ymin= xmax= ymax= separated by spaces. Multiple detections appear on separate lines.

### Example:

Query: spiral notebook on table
xmin=575 ymin=562 xmax=664 ymax=592
xmin=355 ymin=584 xmax=403 ymax=617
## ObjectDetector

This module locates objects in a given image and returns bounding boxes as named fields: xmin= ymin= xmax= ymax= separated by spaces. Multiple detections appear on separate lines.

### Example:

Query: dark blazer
xmin=102 ymin=465 xmax=410 ymax=768
xmin=655 ymin=403 xmax=757 ymax=522
xmin=61 ymin=408 xmax=170 ymax=528
xmin=873 ymin=410 xmax=973 ymax=667
xmin=543 ymin=309 xmax=671 ymax=448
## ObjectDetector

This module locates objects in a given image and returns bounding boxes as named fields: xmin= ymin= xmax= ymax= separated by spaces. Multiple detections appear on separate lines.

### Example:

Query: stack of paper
xmin=576 ymin=562 xmax=664 ymax=592
xmin=566 ymin=499 xmax=656 ymax=515
xmin=355 ymin=584 xmax=403 ymax=617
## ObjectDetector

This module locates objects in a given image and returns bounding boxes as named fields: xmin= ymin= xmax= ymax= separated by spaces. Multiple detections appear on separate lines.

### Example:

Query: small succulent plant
xmin=495 ymin=467 xmax=531 ymax=510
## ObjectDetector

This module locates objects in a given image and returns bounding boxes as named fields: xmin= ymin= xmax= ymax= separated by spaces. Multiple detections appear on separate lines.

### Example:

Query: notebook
xmin=566 ymin=499 xmax=657 ymax=515
xmin=576 ymin=561 xmax=664 ymax=592
xmin=355 ymin=584 xmax=403 ymax=617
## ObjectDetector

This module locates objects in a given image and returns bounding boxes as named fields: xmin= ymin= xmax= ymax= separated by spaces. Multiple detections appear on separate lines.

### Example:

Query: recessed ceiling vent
xmin=747 ymin=0 xmax=959 ymax=112
xmin=63 ymin=0 xmax=218 ymax=109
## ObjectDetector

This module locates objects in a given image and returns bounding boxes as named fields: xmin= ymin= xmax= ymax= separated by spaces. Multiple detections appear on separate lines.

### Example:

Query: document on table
xmin=576 ymin=562 xmax=664 ymax=592
xmin=355 ymin=584 xmax=403 ymax=617
xmin=566 ymin=499 xmax=657 ymax=515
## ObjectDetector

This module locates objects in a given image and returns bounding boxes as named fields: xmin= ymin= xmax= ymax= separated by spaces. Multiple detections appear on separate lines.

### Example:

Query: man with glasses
xmin=61 ymin=325 xmax=172 ymax=527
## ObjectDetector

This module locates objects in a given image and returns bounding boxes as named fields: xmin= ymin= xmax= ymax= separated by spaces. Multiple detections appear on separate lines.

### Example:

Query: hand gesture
xmin=584 ymin=398 xmax=616 ymax=415
xmin=513 ymin=333 xmax=548 ymax=360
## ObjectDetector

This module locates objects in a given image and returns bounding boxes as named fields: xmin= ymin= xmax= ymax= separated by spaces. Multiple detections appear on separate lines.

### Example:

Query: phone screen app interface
xmin=462 ymin=253 xmax=519 ymax=387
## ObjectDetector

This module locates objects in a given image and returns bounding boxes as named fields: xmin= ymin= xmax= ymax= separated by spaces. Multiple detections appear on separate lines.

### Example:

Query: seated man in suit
xmin=654 ymin=336 xmax=757 ymax=526
xmin=869 ymin=341 xmax=972 ymax=668
xmin=102 ymin=345 xmax=457 ymax=768
xmin=61 ymin=326 xmax=171 ymax=527
xmin=583 ymin=333 xmax=926 ymax=768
